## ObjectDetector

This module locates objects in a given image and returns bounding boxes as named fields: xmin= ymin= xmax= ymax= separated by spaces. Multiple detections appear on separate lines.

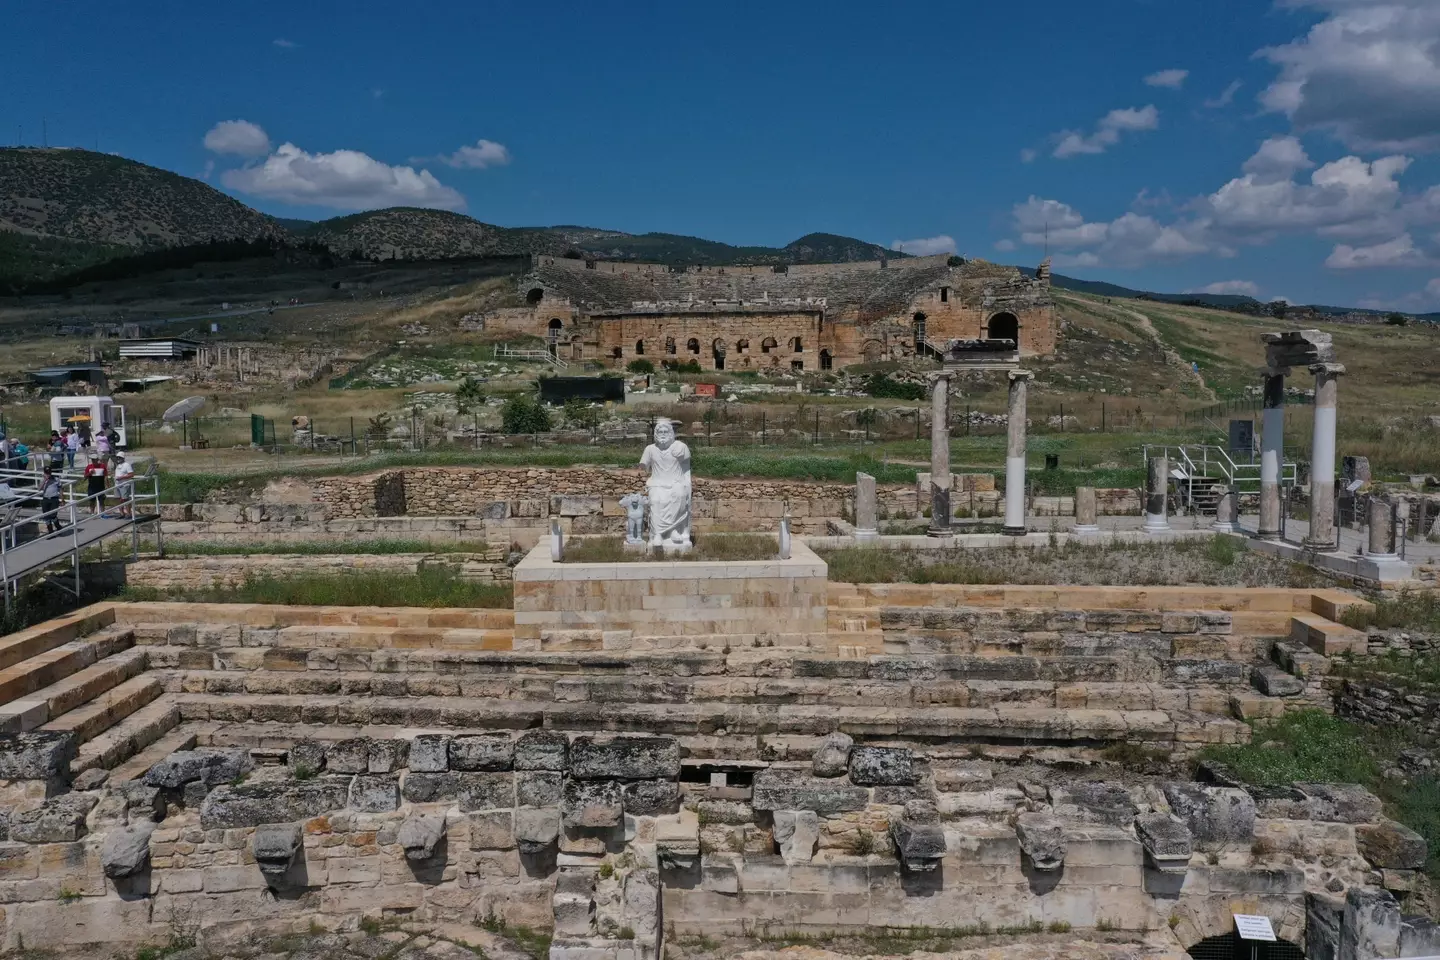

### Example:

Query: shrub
xmin=862 ymin=373 xmax=925 ymax=401
xmin=454 ymin=375 xmax=486 ymax=412
xmin=501 ymin=395 xmax=553 ymax=434
xmin=626 ymin=358 xmax=655 ymax=374
xmin=562 ymin=399 xmax=601 ymax=430
xmin=662 ymin=359 xmax=703 ymax=374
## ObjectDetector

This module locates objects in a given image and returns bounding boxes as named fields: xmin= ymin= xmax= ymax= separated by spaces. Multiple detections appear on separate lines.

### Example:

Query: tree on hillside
xmin=1385 ymin=312 xmax=1409 ymax=326
xmin=454 ymin=376 xmax=486 ymax=413
xmin=501 ymin=395 xmax=552 ymax=434
xmin=1267 ymin=300 xmax=1289 ymax=320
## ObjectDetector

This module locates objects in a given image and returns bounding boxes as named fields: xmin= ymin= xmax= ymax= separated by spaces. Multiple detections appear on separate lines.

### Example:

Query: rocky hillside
xmin=300 ymin=208 xmax=567 ymax=261
xmin=0 ymin=147 xmax=287 ymax=247
xmin=784 ymin=232 xmax=903 ymax=263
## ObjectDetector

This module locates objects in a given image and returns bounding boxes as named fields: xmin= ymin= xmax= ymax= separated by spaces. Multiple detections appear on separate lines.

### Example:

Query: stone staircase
xmin=0 ymin=587 xmax=1375 ymax=783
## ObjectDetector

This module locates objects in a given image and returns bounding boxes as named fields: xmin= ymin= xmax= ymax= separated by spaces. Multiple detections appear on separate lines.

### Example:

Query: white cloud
xmin=1325 ymin=233 xmax=1429 ymax=268
xmin=1052 ymin=106 xmax=1159 ymax=158
xmin=891 ymin=235 xmax=956 ymax=256
xmin=1241 ymin=136 xmax=1314 ymax=182
xmin=419 ymin=139 xmax=512 ymax=170
xmin=1259 ymin=0 xmax=1440 ymax=152
xmin=1009 ymin=198 xmax=1212 ymax=268
xmin=203 ymin=120 xmax=272 ymax=158
xmin=1019 ymin=147 xmax=1038 ymax=164
xmin=1204 ymin=80 xmax=1243 ymax=109
xmin=1428 ymin=278 xmax=1440 ymax=297
xmin=1145 ymin=69 xmax=1189 ymax=89
xmin=201 ymin=159 xmax=214 ymax=180
xmin=994 ymin=238 xmax=1017 ymax=252
xmin=221 ymin=143 xmax=466 ymax=211
xmin=1013 ymin=197 xmax=1085 ymax=233
xmin=1185 ymin=280 xmax=1262 ymax=297
xmin=272 ymin=38 xmax=297 ymax=49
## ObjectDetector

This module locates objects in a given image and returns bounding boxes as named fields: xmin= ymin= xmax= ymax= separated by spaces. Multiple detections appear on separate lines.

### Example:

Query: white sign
xmin=1234 ymin=914 xmax=1277 ymax=942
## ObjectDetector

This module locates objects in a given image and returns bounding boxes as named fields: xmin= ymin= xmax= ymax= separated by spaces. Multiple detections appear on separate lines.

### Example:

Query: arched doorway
xmin=548 ymin=318 xmax=564 ymax=358
xmin=987 ymin=312 xmax=1019 ymax=344
xmin=789 ymin=336 xmax=804 ymax=353
xmin=819 ymin=349 xmax=833 ymax=370
xmin=736 ymin=338 xmax=750 ymax=355
xmin=665 ymin=337 xmax=677 ymax=356
xmin=712 ymin=338 xmax=727 ymax=371
xmin=527 ymin=288 xmax=544 ymax=305
xmin=635 ymin=340 xmax=645 ymax=355
xmin=761 ymin=337 xmax=778 ymax=354
xmin=686 ymin=338 xmax=700 ymax=355
xmin=862 ymin=339 xmax=884 ymax=363
xmin=1186 ymin=933 xmax=1305 ymax=960
xmin=913 ymin=312 xmax=927 ymax=346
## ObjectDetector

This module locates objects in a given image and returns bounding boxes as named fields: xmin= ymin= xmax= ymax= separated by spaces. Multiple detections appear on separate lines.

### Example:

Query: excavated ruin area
xmin=0 ymin=571 xmax=1434 ymax=959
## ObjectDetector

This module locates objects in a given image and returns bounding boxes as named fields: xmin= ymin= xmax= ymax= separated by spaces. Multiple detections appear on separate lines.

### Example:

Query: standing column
xmin=1305 ymin=363 xmax=1345 ymax=551
xmin=1258 ymin=370 xmax=1286 ymax=539
xmin=1003 ymin=371 xmax=1032 ymax=536
xmin=927 ymin=372 xmax=953 ymax=536
xmin=854 ymin=472 xmax=878 ymax=543
xmin=1073 ymin=486 xmax=1099 ymax=535
xmin=1367 ymin=498 xmax=1397 ymax=558
xmin=1213 ymin=486 xmax=1237 ymax=534
xmin=1144 ymin=453 xmax=1171 ymax=533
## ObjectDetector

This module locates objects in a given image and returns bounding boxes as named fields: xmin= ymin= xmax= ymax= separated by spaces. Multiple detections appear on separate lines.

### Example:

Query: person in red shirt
xmin=83 ymin=454 xmax=108 ymax=515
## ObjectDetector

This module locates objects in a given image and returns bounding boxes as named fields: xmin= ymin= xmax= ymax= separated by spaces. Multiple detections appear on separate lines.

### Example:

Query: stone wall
xmin=126 ymin=551 xmax=512 ymax=590
xmin=1335 ymin=676 xmax=1440 ymax=738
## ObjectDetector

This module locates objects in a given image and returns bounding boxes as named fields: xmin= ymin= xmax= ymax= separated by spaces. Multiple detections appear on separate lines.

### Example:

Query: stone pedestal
xmin=927 ymin=373 xmax=953 ymax=536
xmin=1144 ymin=455 xmax=1170 ymax=533
xmin=1073 ymin=486 xmax=1099 ymax=534
xmin=1002 ymin=371 xmax=1032 ymax=537
xmin=1213 ymin=487 xmax=1237 ymax=533
xmin=1259 ymin=370 xmax=1285 ymax=539
xmin=854 ymin=473 xmax=878 ymax=542
xmin=1304 ymin=363 xmax=1344 ymax=552
xmin=1366 ymin=499 xmax=1397 ymax=559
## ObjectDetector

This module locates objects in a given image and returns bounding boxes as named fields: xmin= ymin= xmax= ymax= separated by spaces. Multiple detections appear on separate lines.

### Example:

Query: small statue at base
xmin=639 ymin=419 xmax=692 ymax=549
xmin=620 ymin=493 xmax=649 ymax=545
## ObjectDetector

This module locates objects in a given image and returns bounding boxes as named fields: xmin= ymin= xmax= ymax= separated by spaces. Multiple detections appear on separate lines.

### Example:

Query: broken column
xmin=1144 ymin=454 xmax=1170 ymax=533
xmin=1367 ymin=498 xmax=1397 ymax=558
xmin=1259 ymin=370 xmax=1286 ymax=538
xmin=1306 ymin=363 xmax=1345 ymax=551
xmin=1003 ymin=370 xmax=1032 ymax=537
xmin=1073 ymin=486 xmax=1099 ymax=534
xmin=1213 ymin=486 xmax=1237 ymax=534
xmin=928 ymin=371 xmax=953 ymax=536
xmin=854 ymin=472 xmax=878 ymax=542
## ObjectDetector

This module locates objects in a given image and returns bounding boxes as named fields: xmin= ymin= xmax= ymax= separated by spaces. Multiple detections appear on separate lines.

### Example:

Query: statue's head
xmin=653 ymin=419 xmax=675 ymax=448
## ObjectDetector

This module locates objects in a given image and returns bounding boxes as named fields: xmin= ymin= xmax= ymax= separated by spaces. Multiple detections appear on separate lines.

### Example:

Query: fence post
xmin=1060 ymin=402 xmax=1065 ymax=433
xmin=1101 ymin=402 xmax=1106 ymax=433
xmin=761 ymin=412 xmax=766 ymax=446
xmin=965 ymin=404 xmax=970 ymax=436
xmin=350 ymin=418 xmax=355 ymax=456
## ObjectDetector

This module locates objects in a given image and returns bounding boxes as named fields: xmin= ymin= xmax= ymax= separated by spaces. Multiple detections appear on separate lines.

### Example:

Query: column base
xmin=1364 ymin=551 xmax=1399 ymax=561
xmin=1072 ymin=524 xmax=1100 ymax=535
xmin=1255 ymin=528 xmax=1282 ymax=540
xmin=1143 ymin=516 xmax=1171 ymax=534
xmin=1302 ymin=537 xmax=1338 ymax=553
xmin=853 ymin=529 xmax=879 ymax=543
xmin=1001 ymin=524 xmax=1027 ymax=537
xmin=1211 ymin=522 xmax=1236 ymax=534
xmin=926 ymin=525 xmax=952 ymax=538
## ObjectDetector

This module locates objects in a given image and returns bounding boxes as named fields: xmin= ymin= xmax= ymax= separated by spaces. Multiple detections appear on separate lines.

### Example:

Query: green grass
xmin=162 ymin=538 xmax=498 ymax=557
xmin=1201 ymin=710 xmax=1439 ymax=879
xmin=1341 ymin=590 xmax=1440 ymax=632
xmin=561 ymin=534 xmax=777 ymax=563
xmin=1334 ymin=652 xmax=1440 ymax=688
xmin=120 ymin=568 xmax=512 ymax=608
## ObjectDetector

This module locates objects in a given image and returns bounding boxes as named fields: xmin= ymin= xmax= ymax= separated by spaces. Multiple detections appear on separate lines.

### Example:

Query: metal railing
xmin=501 ymin=342 xmax=568 ymax=370
xmin=1144 ymin=444 xmax=1298 ymax=493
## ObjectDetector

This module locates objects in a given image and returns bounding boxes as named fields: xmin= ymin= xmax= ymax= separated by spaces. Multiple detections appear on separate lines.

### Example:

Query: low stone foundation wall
xmin=127 ymin=551 xmax=512 ymax=590
xmin=1335 ymin=676 xmax=1440 ymax=738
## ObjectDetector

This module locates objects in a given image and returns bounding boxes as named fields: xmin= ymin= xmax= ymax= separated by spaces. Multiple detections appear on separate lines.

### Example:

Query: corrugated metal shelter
xmin=25 ymin=363 xmax=108 ymax=390
xmin=118 ymin=338 xmax=201 ymax=360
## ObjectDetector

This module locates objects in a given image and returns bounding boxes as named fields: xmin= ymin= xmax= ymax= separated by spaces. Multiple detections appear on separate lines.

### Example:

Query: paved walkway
xmin=1 ymin=513 xmax=137 ymax=590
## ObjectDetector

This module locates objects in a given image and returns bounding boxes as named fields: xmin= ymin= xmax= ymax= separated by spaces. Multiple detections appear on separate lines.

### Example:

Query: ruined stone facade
xmin=482 ymin=254 xmax=1059 ymax=370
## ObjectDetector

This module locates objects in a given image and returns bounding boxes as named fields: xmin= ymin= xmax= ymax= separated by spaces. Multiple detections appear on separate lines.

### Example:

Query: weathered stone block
xmin=400 ymin=771 xmax=514 ymax=810
xmin=326 ymin=738 xmax=372 ymax=775
xmin=143 ymin=748 xmax=253 ymax=790
xmin=349 ymin=774 xmax=401 ymax=812
xmin=253 ymin=822 xmax=303 ymax=880
xmin=408 ymin=734 xmax=450 ymax=773
xmin=570 ymin=736 xmax=680 ymax=781
xmin=515 ymin=730 xmax=570 ymax=771
xmin=891 ymin=816 xmax=945 ymax=871
xmin=517 ymin=770 xmax=564 ymax=808
xmin=450 ymin=734 xmax=515 ymax=772
xmin=564 ymin=778 xmax=623 ymax=828
xmin=1134 ymin=813 xmax=1192 ymax=873
xmin=848 ymin=746 xmax=914 ymax=786
xmin=1048 ymin=782 xmax=1137 ymax=827
xmin=11 ymin=793 xmax=97 ymax=843
xmin=398 ymin=813 xmax=447 ymax=861
xmin=368 ymin=739 xmax=409 ymax=774
xmin=752 ymin=770 xmax=868 ymax=814
xmin=1357 ymin=819 xmax=1428 ymax=870
xmin=811 ymin=732 xmax=853 ymax=778
xmin=100 ymin=822 xmax=154 ymax=879
xmin=515 ymin=807 xmax=562 ymax=855
xmin=470 ymin=810 xmax=517 ymax=850
xmin=1016 ymin=812 xmax=1066 ymax=871
xmin=1163 ymin=782 xmax=1255 ymax=844
xmin=288 ymin=740 xmax=326 ymax=776
xmin=200 ymin=778 xmax=350 ymax=829
xmin=623 ymin=780 xmax=681 ymax=817
xmin=1252 ymin=665 xmax=1305 ymax=697
xmin=773 ymin=810 xmax=819 ymax=864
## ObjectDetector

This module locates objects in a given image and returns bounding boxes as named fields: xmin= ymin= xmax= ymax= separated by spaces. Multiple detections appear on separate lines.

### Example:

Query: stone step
xmin=106 ymin=726 xmax=200 ymax=783
xmin=0 ymin=627 xmax=135 ymax=707
xmin=112 ymin=602 xmax=514 ymax=631
xmin=159 ymin=668 xmax=1249 ymax=713
xmin=169 ymin=693 xmax=1245 ymax=746
xmin=40 ymin=675 xmax=164 ymax=744
xmin=131 ymin=622 xmax=516 ymax=652
xmin=0 ymin=604 xmax=115 ymax=671
xmin=0 ymin=648 xmax=148 ymax=733
xmin=1309 ymin=590 xmax=1374 ymax=623
xmin=1289 ymin=614 xmax=1367 ymax=657
xmin=71 ymin=698 xmax=183 ymax=774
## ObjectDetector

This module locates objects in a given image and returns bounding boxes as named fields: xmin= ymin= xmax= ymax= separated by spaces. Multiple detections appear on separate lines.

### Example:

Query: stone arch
xmin=913 ymin=311 xmax=927 ymax=345
xmin=665 ymin=337 xmax=677 ymax=355
xmin=862 ymin=339 xmax=884 ymax=363
xmin=635 ymin=339 xmax=645 ymax=355
xmin=1168 ymin=901 xmax=1302 ymax=953
xmin=736 ymin=338 xmax=750 ymax=354
xmin=713 ymin=338 xmax=727 ymax=370
xmin=987 ymin=311 xmax=1019 ymax=344
xmin=761 ymin=337 xmax=778 ymax=354
xmin=526 ymin=288 xmax=544 ymax=305
xmin=686 ymin=338 xmax=700 ymax=355
xmin=789 ymin=336 xmax=803 ymax=353
xmin=820 ymin=349 xmax=833 ymax=370
xmin=547 ymin=318 xmax=564 ymax=339
xmin=1183 ymin=934 xmax=1306 ymax=960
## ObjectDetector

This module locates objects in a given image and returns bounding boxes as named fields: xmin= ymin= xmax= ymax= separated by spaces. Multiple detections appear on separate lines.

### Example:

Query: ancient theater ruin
xmin=478 ymin=253 xmax=1059 ymax=370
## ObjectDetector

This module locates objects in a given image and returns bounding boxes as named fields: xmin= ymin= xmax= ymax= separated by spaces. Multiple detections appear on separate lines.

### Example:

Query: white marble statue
xmin=638 ymin=419 xmax=692 ymax=549
xmin=620 ymin=493 xmax=649 ymax=545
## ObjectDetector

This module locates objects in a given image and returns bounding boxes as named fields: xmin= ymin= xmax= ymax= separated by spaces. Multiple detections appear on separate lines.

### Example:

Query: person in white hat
xmin=113 ymin=453 xmax=135 ymax=518
xmin=83 ymin=452 xmax=108 ymax=515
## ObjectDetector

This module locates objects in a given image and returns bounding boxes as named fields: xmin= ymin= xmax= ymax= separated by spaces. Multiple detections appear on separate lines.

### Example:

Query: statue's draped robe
xmin=640 ymin=441 xmax=691 ymax=542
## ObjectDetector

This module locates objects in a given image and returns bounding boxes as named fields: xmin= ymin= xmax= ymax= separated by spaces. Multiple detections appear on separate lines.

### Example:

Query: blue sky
xmin=5 ymin=0 xmax=1440 ymax=310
